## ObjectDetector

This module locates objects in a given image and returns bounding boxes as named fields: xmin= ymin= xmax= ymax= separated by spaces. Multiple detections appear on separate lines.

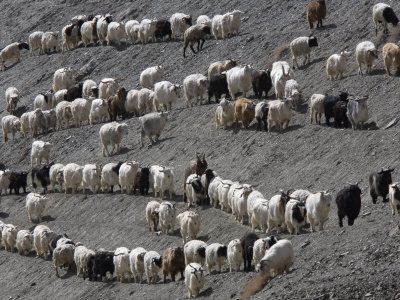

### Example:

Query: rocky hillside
xmin=1 ymin=0 xmax=400 ymax=299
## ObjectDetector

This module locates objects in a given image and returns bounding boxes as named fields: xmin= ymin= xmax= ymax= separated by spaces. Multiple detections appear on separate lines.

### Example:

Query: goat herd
xmin=0 ymin=152 xmax=400 ymax=298
xmin=4 ymin=2 xmax=400 ymax=153
xmin=1 ymin=0 xmax=400 ymax=298
xmin=1 ymin=8 xmax=244 ymax=70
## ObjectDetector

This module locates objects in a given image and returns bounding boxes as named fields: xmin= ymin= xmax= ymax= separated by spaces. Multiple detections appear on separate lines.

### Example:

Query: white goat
xmin=326 ymin=51 xmax=352 ymax=80
xmin=99 ymin=122 xmax=128 ymax=157
xmin=130 ymin=247 xmax=147 ymax=283
xmin=176 ymin=211 xmax=201 ymax=244
xmin=82 ymin=164 xmax=102 ymax=194
xmin=159 ymin=201 xmax=176 ymax=235
xmin=26 ymin=192 xmax=47 ymax=223
xmin=306 ymin=191 xmax=332 ymax=232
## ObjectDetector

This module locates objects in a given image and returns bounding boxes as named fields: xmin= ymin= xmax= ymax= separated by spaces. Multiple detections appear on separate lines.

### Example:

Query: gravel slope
xmin=1 ymin=0 xmax=400 ymax=299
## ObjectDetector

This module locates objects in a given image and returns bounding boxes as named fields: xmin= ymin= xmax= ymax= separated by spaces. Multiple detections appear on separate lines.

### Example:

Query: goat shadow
xmin=167 ymin=228 xmax=182 ymax=237
xmin=12 ymin=106 xmax=28 ymax=118
xmin=269 ymin=124 xmax=304 ymax=133
xmin=168 ymin=193 xmax=182 ymax=203
xmin=2 ymin=60 xmax=21 ymax=72
xmin=200 ymin=287 xmax=213 ymax=297
xmin=295 ymin=101 xmax=309 ymax=114
xmin=157 ymin=136 xmax=175 ymax=143
xmin=359 ymin=121 xmax=379 ymax=131
xmin=209 ymin=269 xmax=230 ymax=275
xmin=314 ymin=23 xmax=337 ymax=30
xmin=183 ymin=45 xmax=210 ymax=59
xmin=28 ymin=225 xmax=37 ymax=232
xmin=42 ymin=215 xmax=55 ymax=222
xmin=102 ymin=280 xmax=118 ymax=287
xmin=76 ymin=43 xmax=99 ymax=49
xmin=231 ymin=123 xmax=260 ymax=133
xmin=368 ymin=68 xmax=387 ymax=76
xmin=163 ymin=276 xmax=185 ymax=284
xmin=80 ymin=189 xmax=100 ymax=195
xmin=341 ymin=73 xmax=358 ymax=80
xmin=127 ymin=38 xmax=180 ymax=48
xmin=296 ymin=57 xmax=325 ymax=70
xmin=58 ymin=270 xmax=76 ymax=279
xmin=196 ymin=234 xmax=209 ymax=242
xmin=0 ymin=212 xmax=10 ymax=219
xmin=116 ymin=146 xmax=130 ymax=155
xmin=154 ymin=38 xmax=180 ymax=44
xmin=42 ymin=50 xmax=60 ymax=57
xmin=9 ymin=191 xmax=29 ymax=196
xmin=109 ymin=43 xmax=129 ymax=52
xmin=144 ymin=136 xmax=176 ymax=149
xmin=24 ymin=251 xmax=38 ymax=258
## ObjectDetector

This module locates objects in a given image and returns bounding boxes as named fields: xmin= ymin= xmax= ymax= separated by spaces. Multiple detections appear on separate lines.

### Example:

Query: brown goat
xmin=162 ymin=247 xmax=185 ymax=283
xmin=234 ymin=98 xmax=255 ymax=129
xmin=107 ymin=87 xmax=128 ymax=121
xmin=383 ymin=42 xmax=400 ymax=75
xmin=133 ymin=167 xmax=150 ymax=196
xmin=149 ymin=210 xmax=159 ymax=231
xmin=208 ymin=59 xmax=238 ymax=79
xmin=183 ymin=154 xmax=208 ymax=202
xmin=65 ymin=83 xmax=83 ymax=102
xmin=306 ymin=0 xmax=326 ymax=29
xmin=183 ymin=24 xmax=211 ymax=58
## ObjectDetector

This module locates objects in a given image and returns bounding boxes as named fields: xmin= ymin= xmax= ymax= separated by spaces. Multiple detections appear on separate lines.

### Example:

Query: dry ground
xmin=1 ymin=0 xmax=400 ymax=299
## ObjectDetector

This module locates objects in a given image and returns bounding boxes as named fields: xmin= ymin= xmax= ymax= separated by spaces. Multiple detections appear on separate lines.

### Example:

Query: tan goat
xmin=234 ymin=98 xmax=255 ymax=129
